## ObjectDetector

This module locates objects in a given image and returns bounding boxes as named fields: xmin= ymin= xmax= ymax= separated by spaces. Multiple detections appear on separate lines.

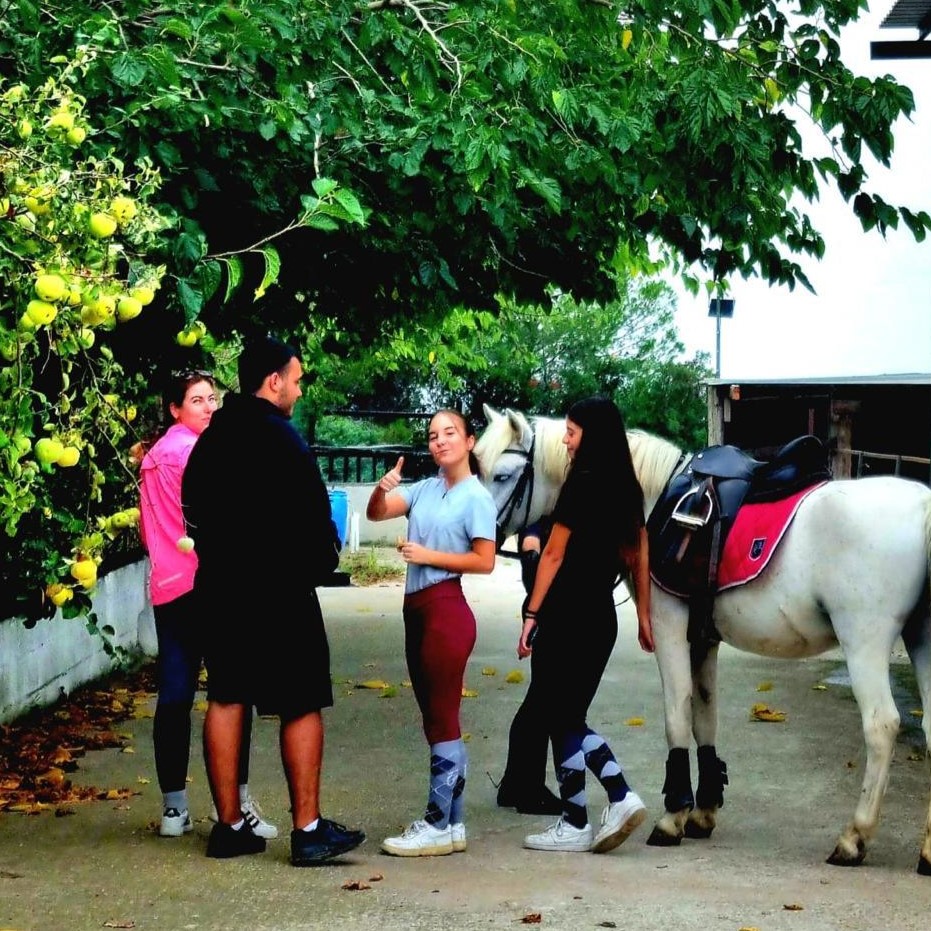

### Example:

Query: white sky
xmin=671 ymin=7 xmax=931 ymax=379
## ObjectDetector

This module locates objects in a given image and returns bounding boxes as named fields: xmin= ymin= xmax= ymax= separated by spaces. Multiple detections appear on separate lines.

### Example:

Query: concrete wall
xmin=0 ymin=484 xmax=402 ymax=724
xmin=0 ymin=561 xmax=156 ymax=724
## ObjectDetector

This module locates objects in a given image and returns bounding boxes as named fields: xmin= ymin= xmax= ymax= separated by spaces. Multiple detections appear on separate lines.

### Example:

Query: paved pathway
xmin=2 ymin=552 xmax=930 ymax=931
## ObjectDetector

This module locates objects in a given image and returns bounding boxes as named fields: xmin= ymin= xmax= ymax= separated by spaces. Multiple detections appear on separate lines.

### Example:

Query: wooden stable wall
xmin=706 ymin=375 xmax=931 ymax=485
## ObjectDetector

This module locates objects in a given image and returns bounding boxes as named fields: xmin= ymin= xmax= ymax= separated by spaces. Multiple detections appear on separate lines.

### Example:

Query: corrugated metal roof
xmin=706 ymin=373 xmax=931 ymax=387
xmin=881 ymin=0 xmax=931 ymax=37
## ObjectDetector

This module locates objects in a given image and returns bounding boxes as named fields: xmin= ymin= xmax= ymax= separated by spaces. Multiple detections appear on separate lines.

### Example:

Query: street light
xmin=708 ymin=298 xmax=735 ymax=377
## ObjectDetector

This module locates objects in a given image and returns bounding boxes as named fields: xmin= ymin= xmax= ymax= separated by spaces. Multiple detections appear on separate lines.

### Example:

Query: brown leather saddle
xmin=647 ymin=435 xmax=831 ymax=652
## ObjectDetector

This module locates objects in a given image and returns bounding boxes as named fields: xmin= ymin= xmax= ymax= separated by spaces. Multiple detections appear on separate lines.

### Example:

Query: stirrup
xmin=671 ymin=487 xmax=714 ymax=529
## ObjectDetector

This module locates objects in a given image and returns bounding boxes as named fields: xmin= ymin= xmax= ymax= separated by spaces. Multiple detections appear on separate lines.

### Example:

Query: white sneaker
xmin=524 ymin=817 xmax=593 ymax=852
xmin=209 ymin=797 xmax=279 ymax=840
xmin=591 ymin=792 xmax=646 ymax=853
xmin=381 ymin=819 xmax=454 ymax=857
xmin=241 ymin=795 xmax=279 ymax=839
xmin=159 ymin=807 xmax=193 ymax=837
xmin=450 ymin=822 xmax=466 ymax=853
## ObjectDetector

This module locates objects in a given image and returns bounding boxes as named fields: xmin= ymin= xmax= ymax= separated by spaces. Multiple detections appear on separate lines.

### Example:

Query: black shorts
xmin=201 ymin=588 xmax=333 ymax=719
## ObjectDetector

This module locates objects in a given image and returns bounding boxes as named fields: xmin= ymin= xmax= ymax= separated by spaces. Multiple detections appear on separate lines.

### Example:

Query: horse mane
xmin=627 ymin=429 xmax=684 ymax=505
xmin=531 ymin=415 xmax=569 ymax=483
xmin=473 ymin=414 xmax=515 ymax=478
xmin=476 ymin=409 xmax=685 ymax=511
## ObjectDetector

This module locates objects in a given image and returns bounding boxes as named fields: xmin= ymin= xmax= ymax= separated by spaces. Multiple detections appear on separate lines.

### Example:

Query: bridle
xmin=494 ymin=435 xmax=536 ymax=555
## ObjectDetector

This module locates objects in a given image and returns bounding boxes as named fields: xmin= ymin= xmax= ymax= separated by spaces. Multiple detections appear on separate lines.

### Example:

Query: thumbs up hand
xmin=378 ymin=456 xmax=405 ymax=493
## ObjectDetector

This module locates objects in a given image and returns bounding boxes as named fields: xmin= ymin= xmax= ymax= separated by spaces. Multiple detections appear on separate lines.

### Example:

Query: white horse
xmin=475 ymin=404 xmax=931 ymax=873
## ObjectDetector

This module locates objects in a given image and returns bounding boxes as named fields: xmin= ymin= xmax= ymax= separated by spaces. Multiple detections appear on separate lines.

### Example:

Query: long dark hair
xmin=565 ymin=396 xmax=644 ymax=547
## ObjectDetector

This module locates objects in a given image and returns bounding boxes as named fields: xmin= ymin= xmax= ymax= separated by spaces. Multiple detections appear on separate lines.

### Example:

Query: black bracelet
xmin=523 ymin=608 xmax=537 ymax=619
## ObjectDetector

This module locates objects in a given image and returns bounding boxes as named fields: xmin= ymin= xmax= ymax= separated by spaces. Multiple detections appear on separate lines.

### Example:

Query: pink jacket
xmin=139 ymin=423 xmax=199 ymax=606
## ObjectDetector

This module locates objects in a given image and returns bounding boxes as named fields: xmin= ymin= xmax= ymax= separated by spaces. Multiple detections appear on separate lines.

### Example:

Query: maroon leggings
xmin=403 ymin=578 xmax=477 ymax=744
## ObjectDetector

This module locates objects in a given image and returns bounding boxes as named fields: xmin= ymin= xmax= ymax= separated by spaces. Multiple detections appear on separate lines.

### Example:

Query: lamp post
xmin=708 ymin=298 xmax=735 ymax=377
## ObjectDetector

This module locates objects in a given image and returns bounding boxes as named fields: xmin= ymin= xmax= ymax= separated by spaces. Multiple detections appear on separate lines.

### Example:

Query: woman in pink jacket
xmin=139 ymin=370 xmax=276 ymax=839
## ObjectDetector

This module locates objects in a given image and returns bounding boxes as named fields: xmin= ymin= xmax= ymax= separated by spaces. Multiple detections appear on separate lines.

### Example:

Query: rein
xmin=495 ymin=435 xmax=536 ymax=556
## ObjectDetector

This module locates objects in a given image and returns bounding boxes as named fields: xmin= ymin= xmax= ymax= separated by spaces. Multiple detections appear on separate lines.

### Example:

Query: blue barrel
xmin=328 ymin=489 xmax=350 ymax=544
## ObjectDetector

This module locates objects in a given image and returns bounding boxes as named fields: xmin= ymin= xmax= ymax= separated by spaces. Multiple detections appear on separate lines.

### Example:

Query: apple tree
xmin=0 ymin=54 xmax=170 ymax=622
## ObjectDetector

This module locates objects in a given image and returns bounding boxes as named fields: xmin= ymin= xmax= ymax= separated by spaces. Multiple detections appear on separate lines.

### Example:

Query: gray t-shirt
xmin=399 ymin=474 xmax=497 ymax=594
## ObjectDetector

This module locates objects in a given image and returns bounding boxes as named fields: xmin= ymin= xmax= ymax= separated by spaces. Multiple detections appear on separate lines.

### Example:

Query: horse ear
xmin=482 ymin=402 xmax=500 ymax=423
xmin=505 ymin=408 xmax=533 ymax=447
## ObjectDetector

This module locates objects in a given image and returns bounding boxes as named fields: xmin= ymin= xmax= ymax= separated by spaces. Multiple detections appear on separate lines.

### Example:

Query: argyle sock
xmin=448 ymin=739 xmax=468 ymax=825
xmin=581 ymin=728 xmax=630 ymax=803
xmin=424 ymin=739 xmax=460 ymax=829
xmin=555 ymin=732 xmax=587 ymax=828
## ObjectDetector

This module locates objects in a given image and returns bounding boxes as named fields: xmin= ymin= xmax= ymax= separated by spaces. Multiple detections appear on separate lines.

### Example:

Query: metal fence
xmin=845 ymin=449 xmax=931 ymax=485
xmin=311 ymin=445 xmax=436 ymax=484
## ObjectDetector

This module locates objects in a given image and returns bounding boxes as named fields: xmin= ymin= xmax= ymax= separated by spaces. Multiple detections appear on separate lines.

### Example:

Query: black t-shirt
xmin=548 ymin=469 xmax=625 ymax=602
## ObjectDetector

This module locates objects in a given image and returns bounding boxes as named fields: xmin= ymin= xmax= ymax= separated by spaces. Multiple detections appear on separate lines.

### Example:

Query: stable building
xmin=706 ymin=374 xmax=931 ymax=484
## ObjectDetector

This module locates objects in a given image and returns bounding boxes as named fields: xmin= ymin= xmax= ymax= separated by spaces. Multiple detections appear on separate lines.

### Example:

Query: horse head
xmin=475 ymin=404 xmax=566 ymax=539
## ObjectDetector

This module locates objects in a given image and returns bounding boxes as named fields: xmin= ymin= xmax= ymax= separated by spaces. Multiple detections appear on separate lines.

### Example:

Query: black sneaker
xmin=206 ymin=821 xmax=267 ymax=859
xmin=291 ymin=818 xmax=366 ymax=866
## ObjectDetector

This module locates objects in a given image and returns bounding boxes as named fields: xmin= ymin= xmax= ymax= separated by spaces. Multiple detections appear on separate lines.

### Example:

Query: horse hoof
xmin=684 ymin=821 xmax=714 ymax=840
xmin=826 ymin=839 xmax=865 ymax=867
xmin=917 ymin=856 xmax=931 ymax=876
xmin=646 ymin=825 xmax=682 ymax=847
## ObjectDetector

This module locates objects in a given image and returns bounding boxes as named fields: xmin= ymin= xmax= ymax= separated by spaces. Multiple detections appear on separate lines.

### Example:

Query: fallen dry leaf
xmin=755 ymin=681 xmax=773 ymax=692
xmin=519 ymin=914 xmax=542 ymax=924
xmin=504 ymin=670 xmax=525 ymax=684
xmin=481 ymin=667 xmax=497 ymax=676
xmin=812 ymin=684 xmax=827 ymax=691
xmin=783 ymin=903 xmax=804 ymax=911
xmin=624 ymin=717 xmax=645 ymax=727
xmin=102 ymin=921 xmax=135 ymax=929
xmin=356 ymin=680 xmax=391 ymax=690
xmin=368 ymin=873 xmax=384 ymax=882
xmin=750 ymin=703 xmax=786 ymax=723
xmin=461 ymin=688 xmax=478 ymax=698
xmin=341 ymin=879 xmax=371 ymax=890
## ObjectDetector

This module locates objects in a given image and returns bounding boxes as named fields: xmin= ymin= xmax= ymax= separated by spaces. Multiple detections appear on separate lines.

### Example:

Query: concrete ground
xmin=2 ymin=549 xmax=931 ymax=931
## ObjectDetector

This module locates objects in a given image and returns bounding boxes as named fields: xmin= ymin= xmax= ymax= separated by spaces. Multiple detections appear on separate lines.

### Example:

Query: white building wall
xmin=0 ymin=486 xmax=406 ymax=723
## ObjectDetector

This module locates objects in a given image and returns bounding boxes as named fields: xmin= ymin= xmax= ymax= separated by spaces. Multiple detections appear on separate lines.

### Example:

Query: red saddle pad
xmin=717 ymin=482 xmax=827 ymax=591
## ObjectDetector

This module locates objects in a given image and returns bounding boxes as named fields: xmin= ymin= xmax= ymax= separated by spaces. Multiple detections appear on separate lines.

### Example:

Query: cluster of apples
xmin=7 ymin=85 xmax=89 ymax=148
xmin=21 ymin=239 xmax=158 ymax=337
xmin=45 ymin=555 xmax=99 ymax=607
xmin=176 ymin=319 xmax=208 ymax=347
xmin=98 ymin=507 xmax=140 ymax=537
xmin=34 ymin=435 xmax=81 ymax=468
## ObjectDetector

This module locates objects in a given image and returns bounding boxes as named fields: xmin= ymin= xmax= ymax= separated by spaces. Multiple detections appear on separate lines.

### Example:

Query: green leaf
xmin=177 ymin=280 xmax=204 ymax=318
xmin=160 ymin=18 xmax=194 ymax=40
xmin=254 ymin=246 xmax=281 ymax=300
xmin=110 ymin=53 xmax=147 ymax=88
xmin=312 ymin=178 xmax=338 ymax=198
xmin=222 ymin=256 xmax=244 ymax=303
xmin=518 ymin=169 xmax=562 ymax=214
xmin=332 ymin=188 xmax=366 ymax=226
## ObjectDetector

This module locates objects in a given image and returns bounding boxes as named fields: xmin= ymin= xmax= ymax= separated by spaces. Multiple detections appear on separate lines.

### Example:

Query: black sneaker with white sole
xmin=206 ymin=821 xmax=267 ymax=859
xmin=291 ymin=818 xmax=365 ymax=866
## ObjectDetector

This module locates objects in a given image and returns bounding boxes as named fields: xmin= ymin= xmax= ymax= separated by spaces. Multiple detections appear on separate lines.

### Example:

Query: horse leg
xmin=685 ymin=643 xmax=728 ymax=839
xmin=647 ymin=597 xmax=695 ymax=847
xmin=902 ymin=610 xmax=931 ymax=875
xmin=827 ymin=637 xmax=901 ymax=867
